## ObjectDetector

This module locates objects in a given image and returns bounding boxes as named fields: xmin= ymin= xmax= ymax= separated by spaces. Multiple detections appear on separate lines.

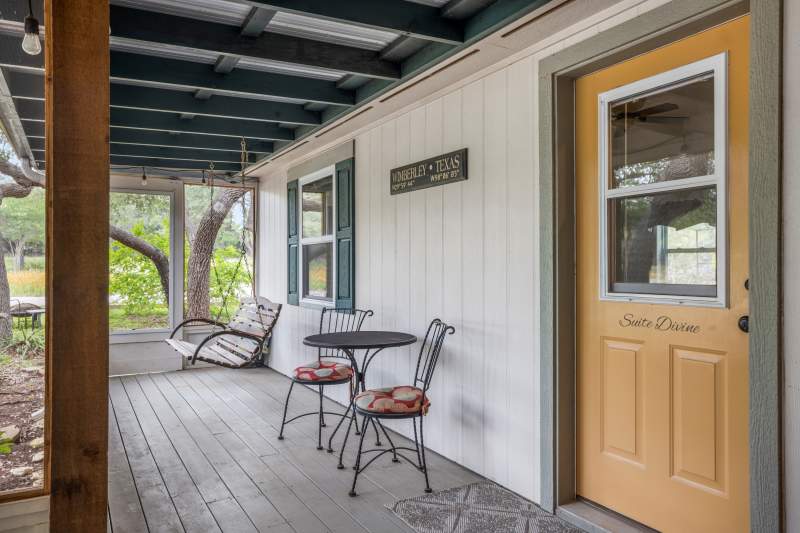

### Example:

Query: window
xmin=299 ymin=169 xmax=335 ymax=304
xmin=599 ymin=54 xmax=726 ymax=305
xmin=184 ymin=184 xmax=255 ymax=321
xmin=109 ymin=191 xmax=172 ymax=331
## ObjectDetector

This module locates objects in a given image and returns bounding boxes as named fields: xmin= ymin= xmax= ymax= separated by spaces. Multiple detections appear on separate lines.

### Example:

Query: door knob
xmin=738 ymin=315 xmax=749 ymax=333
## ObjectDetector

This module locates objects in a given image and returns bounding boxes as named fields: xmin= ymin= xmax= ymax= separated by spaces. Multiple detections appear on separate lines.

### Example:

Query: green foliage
xmin=0 ymin=188 xmax=45 ymax=252
xmin=0 ymin=326 xmax=45 ymax=360
xmin=109 ymin=220 xmax=169 ymax=316
xmin=13 ymin=331 xmax=44 ymax=360
xmin=208 ymin=245 xmax=253 ymax=321
xmin=108 ymin=188 xmax=254 ymax=329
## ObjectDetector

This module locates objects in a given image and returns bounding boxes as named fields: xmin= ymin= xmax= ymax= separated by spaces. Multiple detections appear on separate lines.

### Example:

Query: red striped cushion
xmin=293 ymin=360 xmax=353 ymax=382
xmin=355 ymin=386 xmax=430 ymax=415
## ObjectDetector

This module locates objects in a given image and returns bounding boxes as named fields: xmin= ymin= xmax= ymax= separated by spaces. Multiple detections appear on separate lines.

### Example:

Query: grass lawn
xmin=109 ymin=306 xmax=170 ymax=331
xmin=8 ymin=271 xmax=45 ymax=297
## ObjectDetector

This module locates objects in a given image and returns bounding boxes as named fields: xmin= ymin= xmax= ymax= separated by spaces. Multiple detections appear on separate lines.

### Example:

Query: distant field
xmin=9 ymin=270 xmax=45 ymax=297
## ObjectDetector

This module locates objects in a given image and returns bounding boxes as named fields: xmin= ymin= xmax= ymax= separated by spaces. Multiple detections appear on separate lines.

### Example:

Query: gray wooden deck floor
xmin=108 ymin=367 xmax=484 ymax=533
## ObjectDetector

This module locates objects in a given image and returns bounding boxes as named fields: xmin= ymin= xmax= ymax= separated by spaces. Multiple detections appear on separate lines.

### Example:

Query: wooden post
xmin=45 ymin=0 xmax=109 ymax=530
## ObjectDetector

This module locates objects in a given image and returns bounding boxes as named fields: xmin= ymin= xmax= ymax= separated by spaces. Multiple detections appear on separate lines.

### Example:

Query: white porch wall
xmin=259 ymin=66 xmax=541 ymax=497
xmin=258 ymin=0 xmax=716 ymax=504
xmin=784 ymin=0 xmax=800 ymax=529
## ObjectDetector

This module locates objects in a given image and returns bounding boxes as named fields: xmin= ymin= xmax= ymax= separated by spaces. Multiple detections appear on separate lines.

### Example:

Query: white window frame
xmin=598 ymin=53 xmax=728 ymax=308
xmin=109 ymin=185 xmax=180 ymax=343
xmin=298 ymin=165 xmax=336 ymax=307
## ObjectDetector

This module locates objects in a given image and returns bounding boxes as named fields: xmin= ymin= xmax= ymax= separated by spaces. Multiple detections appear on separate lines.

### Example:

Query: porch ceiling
xmin=0 ymin=0 xmax=554 ymax=179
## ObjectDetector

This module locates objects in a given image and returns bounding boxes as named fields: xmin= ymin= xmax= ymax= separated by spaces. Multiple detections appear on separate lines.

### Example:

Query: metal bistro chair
xmin=278 ymin=307 xmax=373 ymax=450
xmin=349 ymin=318 xmax=455 ymax=496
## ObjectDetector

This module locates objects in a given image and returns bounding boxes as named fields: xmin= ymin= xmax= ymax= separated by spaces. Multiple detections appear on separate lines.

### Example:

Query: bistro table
xmin=303 ymin=330 xmax=416 ymax=468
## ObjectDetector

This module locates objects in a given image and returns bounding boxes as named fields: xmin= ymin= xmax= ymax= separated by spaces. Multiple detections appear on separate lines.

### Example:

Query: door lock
xmin=738 ymin=315 xmax=749 ymax=333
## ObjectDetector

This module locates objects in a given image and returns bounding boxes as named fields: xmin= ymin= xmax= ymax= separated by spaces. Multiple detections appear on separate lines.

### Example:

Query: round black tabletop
xmin=303 ymin=330 xmax=416 ymax=350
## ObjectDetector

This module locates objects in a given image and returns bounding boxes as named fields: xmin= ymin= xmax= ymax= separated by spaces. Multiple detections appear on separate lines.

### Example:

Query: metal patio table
xmin=303 ymin=330 xmax=416 ymax=469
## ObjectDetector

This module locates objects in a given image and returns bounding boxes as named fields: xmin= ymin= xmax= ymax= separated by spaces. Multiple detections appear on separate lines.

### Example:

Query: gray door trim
xmin=537 ymin=0 xmax=783 ymax=531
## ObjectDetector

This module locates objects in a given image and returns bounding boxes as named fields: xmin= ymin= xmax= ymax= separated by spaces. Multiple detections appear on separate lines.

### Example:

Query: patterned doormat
xmin=389 ymin=481 xmax=583 ymax=533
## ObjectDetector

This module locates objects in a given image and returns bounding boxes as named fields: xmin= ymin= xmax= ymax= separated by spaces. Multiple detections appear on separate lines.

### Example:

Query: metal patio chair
xmin=348 ymin=318 xmax=455 ymax=496
xmin=278 ymin=307 xmax=373 ymax=450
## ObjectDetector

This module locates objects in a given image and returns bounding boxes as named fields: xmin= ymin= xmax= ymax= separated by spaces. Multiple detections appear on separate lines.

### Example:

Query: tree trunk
xmin=13 ymin=243 xmax=24 ymax=271
xmin=186 ymin=188 xmax=247 ymax=319
xmin=0 ymin=235 xmax=12 ymax=339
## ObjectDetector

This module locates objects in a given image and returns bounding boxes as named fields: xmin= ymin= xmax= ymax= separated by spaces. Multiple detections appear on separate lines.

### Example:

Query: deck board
xmin=108 ymin=367 xmax=485 ymax=533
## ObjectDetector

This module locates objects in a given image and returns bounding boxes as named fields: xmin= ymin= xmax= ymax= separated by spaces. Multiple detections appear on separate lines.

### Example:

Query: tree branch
xmin=109 ymin=224 xmax=170 ymax=300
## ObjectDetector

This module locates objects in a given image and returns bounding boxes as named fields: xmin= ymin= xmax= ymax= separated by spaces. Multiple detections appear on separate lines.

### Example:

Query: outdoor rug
xmin=389 ymin=481 xmax=584 ymax=533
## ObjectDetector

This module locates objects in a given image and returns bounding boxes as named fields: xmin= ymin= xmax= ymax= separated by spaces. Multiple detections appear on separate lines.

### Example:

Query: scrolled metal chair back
xmin=414 ymin=318 xmax=455 ymax=393
xmin=318 ymin=307 xmax=373 ymax=360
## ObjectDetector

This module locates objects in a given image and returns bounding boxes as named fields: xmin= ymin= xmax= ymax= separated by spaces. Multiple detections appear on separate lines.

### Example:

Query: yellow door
xmin=575 ymin=17 xmax=749 ymax=533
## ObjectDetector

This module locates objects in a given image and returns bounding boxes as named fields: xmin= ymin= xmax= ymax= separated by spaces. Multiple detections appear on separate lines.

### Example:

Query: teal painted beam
xmin=464 ymin=0 xmax=554 ymax=41
xmin=20 ymin=119 xmax=43 ymax=138
xmin=23 ymin=122 xmax=276 ymax=155
xmin=0 ymin=50 xmax=356 ymax=107
xmin=109 ymin=130 xmax=273 ymax=154
xmin=241 ymin=0 xmax=464 ymax=44
xmin=110 ymin=156 xmax=242 ymax=172
xmin=109 ymin=144 xmax=258 ymax=165
xmin=110 ymin=52 xmax=354 ymax=106
xmin=110 ymin=6 xmax=400 ymax=80
xmin=109 ymin=85 xmax=320 ymax=126
xmin=17 ymin=99 xmax=294 ymax=142
xmin=5 ymin=70 xmax=321 ymax=125
xmin=110 ymin=108 xmax=294 ymax=142
xmin=12 ymin=98 xmax=43 ymax=121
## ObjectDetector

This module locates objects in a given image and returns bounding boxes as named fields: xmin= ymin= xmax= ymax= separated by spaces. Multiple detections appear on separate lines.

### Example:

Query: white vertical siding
xmin=256 ymin=0 xmax=712 ymax=505
xmin=258 ymin=61 xmax=540 ymax=501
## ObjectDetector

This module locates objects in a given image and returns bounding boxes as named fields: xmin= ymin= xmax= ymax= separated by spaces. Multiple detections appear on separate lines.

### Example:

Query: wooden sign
xmin=390 ymin=148 xmax=468 ymax=195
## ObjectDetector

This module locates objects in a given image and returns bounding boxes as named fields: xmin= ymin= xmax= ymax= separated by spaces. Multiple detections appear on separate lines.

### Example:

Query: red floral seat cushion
xmin=354 ymin=386 xmax=430 ymax=415
xmin=293 ymin=360 xmax=353 ymax=382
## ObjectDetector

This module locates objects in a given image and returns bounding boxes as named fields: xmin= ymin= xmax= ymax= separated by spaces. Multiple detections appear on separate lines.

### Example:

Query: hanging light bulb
xmin=141 ymin=167 xmax=148 ymax=186
xmin=21 ymin=0 xmax=41 ymax=56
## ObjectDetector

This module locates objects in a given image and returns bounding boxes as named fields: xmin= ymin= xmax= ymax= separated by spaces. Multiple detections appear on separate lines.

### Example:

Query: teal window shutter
xmin=335 ymin=158 xmax=355 ymax=309
xmin=287 ymin=179 xmax=299 ymax=305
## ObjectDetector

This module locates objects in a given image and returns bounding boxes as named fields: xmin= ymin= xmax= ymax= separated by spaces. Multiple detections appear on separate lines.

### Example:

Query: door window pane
xmin=610 ymin=76 xmax=715 ymax=188
xmin=302 ymin=242 xmax=333 ymax=300
xmin=109 ymin=192 xmax=171 ymax=331
xmin=302 ymin=175 xmax=333 ymax=238
xmin=611 ymin=187 xmax=716 ymax=296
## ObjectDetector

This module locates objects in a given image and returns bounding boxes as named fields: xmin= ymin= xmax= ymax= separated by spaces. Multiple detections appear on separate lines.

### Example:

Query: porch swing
xmin=165 ymin=140 xmax=282 ymax=368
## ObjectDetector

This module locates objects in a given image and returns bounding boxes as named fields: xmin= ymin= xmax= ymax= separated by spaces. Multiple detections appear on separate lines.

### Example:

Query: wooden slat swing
xmin=166 ymin=141 xmax=282 ymax=368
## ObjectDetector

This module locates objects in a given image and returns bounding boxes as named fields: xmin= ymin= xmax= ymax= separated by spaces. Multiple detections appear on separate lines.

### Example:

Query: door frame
xmin=538 ymin=0 xmax=783 ymax=531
